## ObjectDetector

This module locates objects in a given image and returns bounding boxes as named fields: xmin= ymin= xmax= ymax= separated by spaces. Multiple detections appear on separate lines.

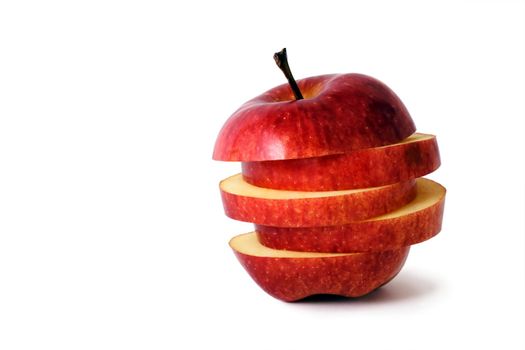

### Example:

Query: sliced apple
xmin=220 ymin=174 xmax=417 ymax=227
xmin=256 ymin=178 xmax=445 ymax=252
xmin=230 ymin=232 xmax=410 ymax=302
xmin=242 ymin=133 xmax=440 ymax=191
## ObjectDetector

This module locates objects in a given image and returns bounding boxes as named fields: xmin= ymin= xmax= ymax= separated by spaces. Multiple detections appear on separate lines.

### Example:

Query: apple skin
xmin=220 ymin=177 xmax=417 ymax=227
xmin=242 ymin=133 xmax=440 ymax=191
xmin=233 ymin=244 xmax=410 ymax=302
xmin=213 ymin=74 xmax=415 ymax=161
xmin=255 ymin=179 xmax=446 ymax=252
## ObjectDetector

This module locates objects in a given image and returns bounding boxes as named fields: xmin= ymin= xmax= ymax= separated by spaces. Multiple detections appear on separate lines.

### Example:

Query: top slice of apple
xmin=213 ymin=73 xmax=416 ymax=161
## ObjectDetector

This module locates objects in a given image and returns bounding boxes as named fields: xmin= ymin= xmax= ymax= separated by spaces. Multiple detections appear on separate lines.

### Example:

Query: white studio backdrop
xmin=0 ymin=1 xmax=524 ymax=349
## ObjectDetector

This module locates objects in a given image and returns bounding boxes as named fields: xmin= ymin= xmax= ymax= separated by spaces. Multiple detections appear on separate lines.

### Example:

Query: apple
xmin=220 ymin=173 xmax=417 ymax=227
xmin=256 ymin=178 xmax=446 ymax=252
xmin=242 ymin=133 xmax=441 ymax=191
xmin=230 ymin=232 xmax=410 ymax=302
xmin=214 ymin=48 xmax=445 ymax=302
xmin=212 ymin=72 xmax=416 ymax=161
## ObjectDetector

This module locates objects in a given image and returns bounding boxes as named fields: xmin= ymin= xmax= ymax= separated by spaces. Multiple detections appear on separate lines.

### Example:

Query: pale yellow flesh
xmin=230 ymin=232 xmax=353 ymax=258
xmin=377 ymin=132 xmax=434 ymax=149
xmin=368 ymin=178 xmax=445 ymax=221
xmin=221 ymin=174 xmax=391 ymax=199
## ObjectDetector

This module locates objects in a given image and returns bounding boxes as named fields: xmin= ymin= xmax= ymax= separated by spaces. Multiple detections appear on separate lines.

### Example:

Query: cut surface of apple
xmin=220 ymin=173 xmax=417 ymax=227
xmin=256 ymin=178 xmax=446 ymax=252
xmin=242 ymin=133 xmax=440 ymax=191
xmin=230 ymin=232 xmax=410 ymax=302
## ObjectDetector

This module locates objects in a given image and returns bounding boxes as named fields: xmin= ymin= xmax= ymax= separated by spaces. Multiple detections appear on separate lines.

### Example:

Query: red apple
xmin=230 ymin=232 xmax=410 ymax=302
xmin=214 ymin=49 xmax=445 ymax=302
xmin=256 ymin=178 xmax=446 ymax=252
xmin=213 ymin=73 xmax=415 ymax=161
xmin=242 ymin=133 xmax=440 ymax=191
xmin=220 ymin=174 xmax=417 ymax=227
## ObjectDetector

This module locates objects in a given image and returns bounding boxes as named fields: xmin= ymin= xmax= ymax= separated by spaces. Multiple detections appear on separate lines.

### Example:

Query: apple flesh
xmin=256 ymin=178 xmax=446 ymax=252
xmin=242 ymin=133 xmax=440 ymax=191
xmin=230 ymin=232 xmax=410 ymax=302
xmin=213 ymin=74 xmax=415 ymax=161
xmin=220 ymin=174 xmax=417 ymax=227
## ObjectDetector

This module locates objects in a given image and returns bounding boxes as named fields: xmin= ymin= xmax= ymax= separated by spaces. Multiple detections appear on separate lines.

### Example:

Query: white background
xmin=1 ymin=0 xmax=524 ymax=349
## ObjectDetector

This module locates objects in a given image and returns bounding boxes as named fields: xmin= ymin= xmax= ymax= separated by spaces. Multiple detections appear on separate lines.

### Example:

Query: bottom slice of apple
xmin=230 ymin=232 xmax=410 ymax=302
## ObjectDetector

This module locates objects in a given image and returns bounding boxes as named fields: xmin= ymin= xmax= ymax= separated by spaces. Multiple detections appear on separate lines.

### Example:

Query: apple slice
xmin=242 ymin=133 xmax=440 ymax=191
xmin=220 ymin=174 xmax=417 ymax=227
xmin=256 ymin=178 xmax=446 ymax=252
xmin=230 ymin=232 xmax=410 ymax=302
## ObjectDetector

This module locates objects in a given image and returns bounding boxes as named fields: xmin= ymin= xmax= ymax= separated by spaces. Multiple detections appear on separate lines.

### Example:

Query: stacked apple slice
xmin=213 ymin=52 xmax=446 ymax=301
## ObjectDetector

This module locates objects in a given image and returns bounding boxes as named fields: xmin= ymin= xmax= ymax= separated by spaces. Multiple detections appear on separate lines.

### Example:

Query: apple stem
xmin=274 ymin=48 xmax=304 ymax=100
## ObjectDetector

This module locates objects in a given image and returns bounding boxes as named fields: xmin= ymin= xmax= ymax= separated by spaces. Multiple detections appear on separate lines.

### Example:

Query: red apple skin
xmin=213 ymin=74 xmax=416 ymax=161
xmin=256 ymin=193 xmax=445 ymax=253
xmin=221 ymin=179 xmax=417 ymax=227
xmin=233 ymin=247 xmax=410 ymax=302
xmin=242 ymin=133 xmax=441 ymax=191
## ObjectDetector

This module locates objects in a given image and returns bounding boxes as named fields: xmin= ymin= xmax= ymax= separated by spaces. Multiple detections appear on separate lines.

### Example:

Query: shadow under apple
xmin=295 ymin=271 xmax=437 ymax=304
